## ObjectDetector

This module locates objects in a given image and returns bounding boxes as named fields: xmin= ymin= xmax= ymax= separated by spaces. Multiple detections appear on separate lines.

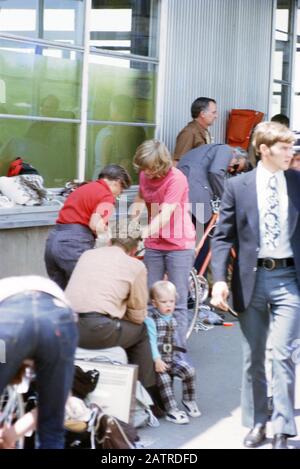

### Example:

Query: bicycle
xmin=186 ymin=198 xmax=237 ymax=339
xmin=0 ymin=384 xmax=25 ymax=449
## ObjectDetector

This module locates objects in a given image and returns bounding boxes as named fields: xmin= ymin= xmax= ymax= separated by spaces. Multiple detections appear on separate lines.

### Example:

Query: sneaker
xmin=165 ymin=408 xmax=189 ymax=424
xmin=182 ymin=400 xmax=202 ymax=417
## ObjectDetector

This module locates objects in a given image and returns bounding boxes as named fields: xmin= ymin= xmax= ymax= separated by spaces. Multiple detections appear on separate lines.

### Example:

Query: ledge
xmin=0 ymin=187 xmax=139 ymax=230
xmin=0 ymin=205 xmax=60 ymax=229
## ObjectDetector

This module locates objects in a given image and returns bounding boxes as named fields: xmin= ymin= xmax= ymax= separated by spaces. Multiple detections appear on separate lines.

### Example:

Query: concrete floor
xmin=138 ymin=315 xmax=300 ymax=450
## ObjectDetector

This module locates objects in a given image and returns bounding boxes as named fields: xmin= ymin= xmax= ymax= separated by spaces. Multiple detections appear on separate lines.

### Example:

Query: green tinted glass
xmin=88 ymin=55 xmax=156 ymax=124
xmin=86 ymin=124 xmax=155 ymax=184
xmin=0 ymin=39 xmax=82 ymax=118
xmin=0 ymin=118 xmax=79 ymax=187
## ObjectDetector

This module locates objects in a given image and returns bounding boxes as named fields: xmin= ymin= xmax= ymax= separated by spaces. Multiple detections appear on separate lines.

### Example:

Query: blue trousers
xmin=0 ymin=292 xmax=78 ymax=448
xmin=239 ymin=266 xmax=300 ymax=436
xmin=44 ymin=224 xmax=95 ymax=289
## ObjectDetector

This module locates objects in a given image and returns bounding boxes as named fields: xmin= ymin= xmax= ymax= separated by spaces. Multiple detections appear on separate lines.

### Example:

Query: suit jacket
xmin=173 ymin=120 xmax=210 ymax=162
xmin=211 ymin=168 xmax=300 ymax=312
xmin=177 ymin=144 xmax=234 ymax=223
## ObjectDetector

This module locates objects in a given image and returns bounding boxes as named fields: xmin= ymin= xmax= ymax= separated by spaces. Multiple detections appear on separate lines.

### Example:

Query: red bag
xmin=226 ymin=109 xmax=264 ymax=150
xmin=7 ymin=157 xmax=39 ymax=176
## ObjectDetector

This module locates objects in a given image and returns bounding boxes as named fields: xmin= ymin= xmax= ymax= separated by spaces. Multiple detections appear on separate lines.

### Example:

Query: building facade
xmin=0 ymin=0 xmax=299 ymax=276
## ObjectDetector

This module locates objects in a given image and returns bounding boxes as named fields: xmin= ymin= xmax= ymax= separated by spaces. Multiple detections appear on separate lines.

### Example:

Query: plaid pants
xmin=156 ymin=359 xmax=196 ymax=411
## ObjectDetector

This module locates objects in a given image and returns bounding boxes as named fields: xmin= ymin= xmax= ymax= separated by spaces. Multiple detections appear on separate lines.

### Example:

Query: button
xmin=253 ymin=267 xmax=257 ymax=272
xmin=256 ymin=248 xmax=259 ymax=252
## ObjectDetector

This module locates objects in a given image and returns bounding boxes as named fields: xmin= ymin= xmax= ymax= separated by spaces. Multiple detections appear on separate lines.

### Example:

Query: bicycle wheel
xmin=186 ymin=269 xmax=209 ymax=340
xmin=0 ymin=385 xmax=25 ymax=449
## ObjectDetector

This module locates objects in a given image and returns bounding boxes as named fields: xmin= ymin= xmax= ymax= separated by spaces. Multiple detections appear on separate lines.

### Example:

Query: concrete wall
xmin=0 ymin=226 xmax=51 ymax=278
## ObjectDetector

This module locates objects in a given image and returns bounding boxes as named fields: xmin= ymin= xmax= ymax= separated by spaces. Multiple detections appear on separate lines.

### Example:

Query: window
xmin=0 ymin=0 xmax=84 ymax=45
xmin=291 ymin=5 xmax=300 ymax=130
xmin=0 ymin=0 xmax=159 ymax=188
xmin=90 ymin=1 xmax=159 ymax=57
xmin=86 ymin=0 xmax=159 ymax=184
xmin=271 ymin=0 xmax=296 ymax=121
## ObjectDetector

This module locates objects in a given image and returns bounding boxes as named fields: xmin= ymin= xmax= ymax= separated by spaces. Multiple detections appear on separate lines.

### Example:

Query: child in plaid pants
xmin=145 ymin=280 xmax=201 ymax=424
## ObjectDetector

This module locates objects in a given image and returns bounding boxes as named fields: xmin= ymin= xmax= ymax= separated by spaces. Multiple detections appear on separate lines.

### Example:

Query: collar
xmin=257 ymin=161 xmax=284 ymax=182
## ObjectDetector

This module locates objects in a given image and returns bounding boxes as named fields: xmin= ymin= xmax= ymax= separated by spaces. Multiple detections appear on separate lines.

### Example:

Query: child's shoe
xmin=165 ymin=408 xmax=189 ymax=424
xmin=182 ymin=400 xmax=202 ymax=417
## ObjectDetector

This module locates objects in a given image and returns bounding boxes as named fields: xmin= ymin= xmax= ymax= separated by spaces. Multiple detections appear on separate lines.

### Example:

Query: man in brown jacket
xmin=65 ymin=226 xmax=155 ymax=389
xmin=173 ymin=97 xmax=218 ymax=163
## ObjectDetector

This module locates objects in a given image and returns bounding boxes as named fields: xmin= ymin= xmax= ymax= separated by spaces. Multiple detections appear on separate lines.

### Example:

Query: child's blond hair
xmin=150 ymin=280 xmax=177 ymax=300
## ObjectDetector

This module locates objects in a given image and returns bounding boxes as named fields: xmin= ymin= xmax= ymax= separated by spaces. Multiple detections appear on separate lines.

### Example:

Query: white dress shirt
xmin=256 ymin=161 xmax=293 ymax=259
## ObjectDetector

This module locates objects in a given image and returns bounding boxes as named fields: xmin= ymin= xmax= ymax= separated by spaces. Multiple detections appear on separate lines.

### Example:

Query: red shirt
xmin=57 ymin=180 xmax=115 ymax=227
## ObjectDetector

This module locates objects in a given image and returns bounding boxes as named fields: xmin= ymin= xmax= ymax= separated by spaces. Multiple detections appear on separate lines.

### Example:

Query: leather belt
xmin=78 ymin=312 xmax=109 ymax=318
xmin=257 ymin=258 xmax=294 ymax=271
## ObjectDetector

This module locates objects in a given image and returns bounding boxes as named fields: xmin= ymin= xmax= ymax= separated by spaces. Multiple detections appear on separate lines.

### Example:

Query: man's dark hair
xmin=271 ymin=113 xmax=290 ymax=127
xmin=98 ymin=164 xmax=131 ymax=189
xmin=191 ymin=97 xmax=216 ymax=118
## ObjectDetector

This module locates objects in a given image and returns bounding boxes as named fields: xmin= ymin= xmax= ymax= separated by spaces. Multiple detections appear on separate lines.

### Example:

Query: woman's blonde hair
xmin=133 ymin=139 xmax=172 ymax=178
xmin=252 ymin=121 xmax=296 ymax=156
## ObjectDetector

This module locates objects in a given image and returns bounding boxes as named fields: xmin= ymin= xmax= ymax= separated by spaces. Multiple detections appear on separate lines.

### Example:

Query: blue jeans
xmin=144 ymin=248 xmax=194 ymax=349
xmin=0 ymin=291 xmax=78 ymax=449
xmin=239 ymin=266 xmax=300 ymax=436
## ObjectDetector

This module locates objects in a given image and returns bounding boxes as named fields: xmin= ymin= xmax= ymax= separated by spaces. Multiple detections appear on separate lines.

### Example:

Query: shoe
xmin=272 ymin=434 xmax=288 ymax=449
xmin=243 ymin=424 xmax=266 ymax=448
xmin=182 ymin=400 xmax=202 ymax=417
xmin=166 ymin=408 xmax=189 ymax=424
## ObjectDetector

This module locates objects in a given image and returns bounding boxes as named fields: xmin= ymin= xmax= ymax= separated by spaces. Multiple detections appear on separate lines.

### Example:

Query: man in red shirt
xmin=44 ymin=164 xmax=131 ymax=289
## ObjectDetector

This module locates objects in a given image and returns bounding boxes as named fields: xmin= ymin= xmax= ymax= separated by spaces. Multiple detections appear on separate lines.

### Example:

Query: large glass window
xmin=291 ymin=6 xmax=300 ymax=130
xmin=0 ymin=0 xmax=85 ymax=45
xmin=0 ymin=38 xmax=82 ymax=186
xmin=90 ymin=1 xmax=159 ymax=57
xmin=0 ymin=0 xmax=159 ymax=188
xmin=86 ymin=124 xmax=154 ymax=184
xmin=0 ymin=39 xmax=82 ymax=118
xmin=0 ymin=119 xmax=79 ymax=187
xmin=86 ymin=1 xmax=159 ymax=184
xmin=271 ymin=0 xmax=295 ymax=119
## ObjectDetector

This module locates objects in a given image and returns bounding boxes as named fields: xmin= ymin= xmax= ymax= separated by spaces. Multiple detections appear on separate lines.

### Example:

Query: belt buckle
xmin=262 ymin=257 xmax=276 ymax=271
xmin=163 ymin=344 xmax=172 ymax=353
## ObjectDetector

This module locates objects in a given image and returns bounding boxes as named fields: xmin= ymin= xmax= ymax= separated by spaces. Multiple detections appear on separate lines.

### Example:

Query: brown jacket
xmin=65 ymin=245 xmax=148 ymax=324
xmin=173 ymin=120 xmax=211 ymax=162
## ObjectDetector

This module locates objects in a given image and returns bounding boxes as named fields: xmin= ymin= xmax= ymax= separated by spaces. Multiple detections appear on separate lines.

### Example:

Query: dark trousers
xmin=77 ymin=313 xmax=155 ymax=388
xmin=44 ymin=224 xmax=95 ymax=289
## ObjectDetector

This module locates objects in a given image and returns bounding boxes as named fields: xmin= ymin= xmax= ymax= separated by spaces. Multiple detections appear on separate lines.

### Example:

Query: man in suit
xmin=173 ymin=97 xmax=218 ymax=163
xmin=177 ymin=144 xmax=247 ymax=271
xmin=211 ymin=122 xmax=300 ymax=449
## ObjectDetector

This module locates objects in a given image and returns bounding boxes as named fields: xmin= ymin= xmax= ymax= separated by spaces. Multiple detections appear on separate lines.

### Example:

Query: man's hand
xmin=211 ymin=281 xmax=230 ymax=311
xmin=155 ymin=358 xmax=169 ymax=373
